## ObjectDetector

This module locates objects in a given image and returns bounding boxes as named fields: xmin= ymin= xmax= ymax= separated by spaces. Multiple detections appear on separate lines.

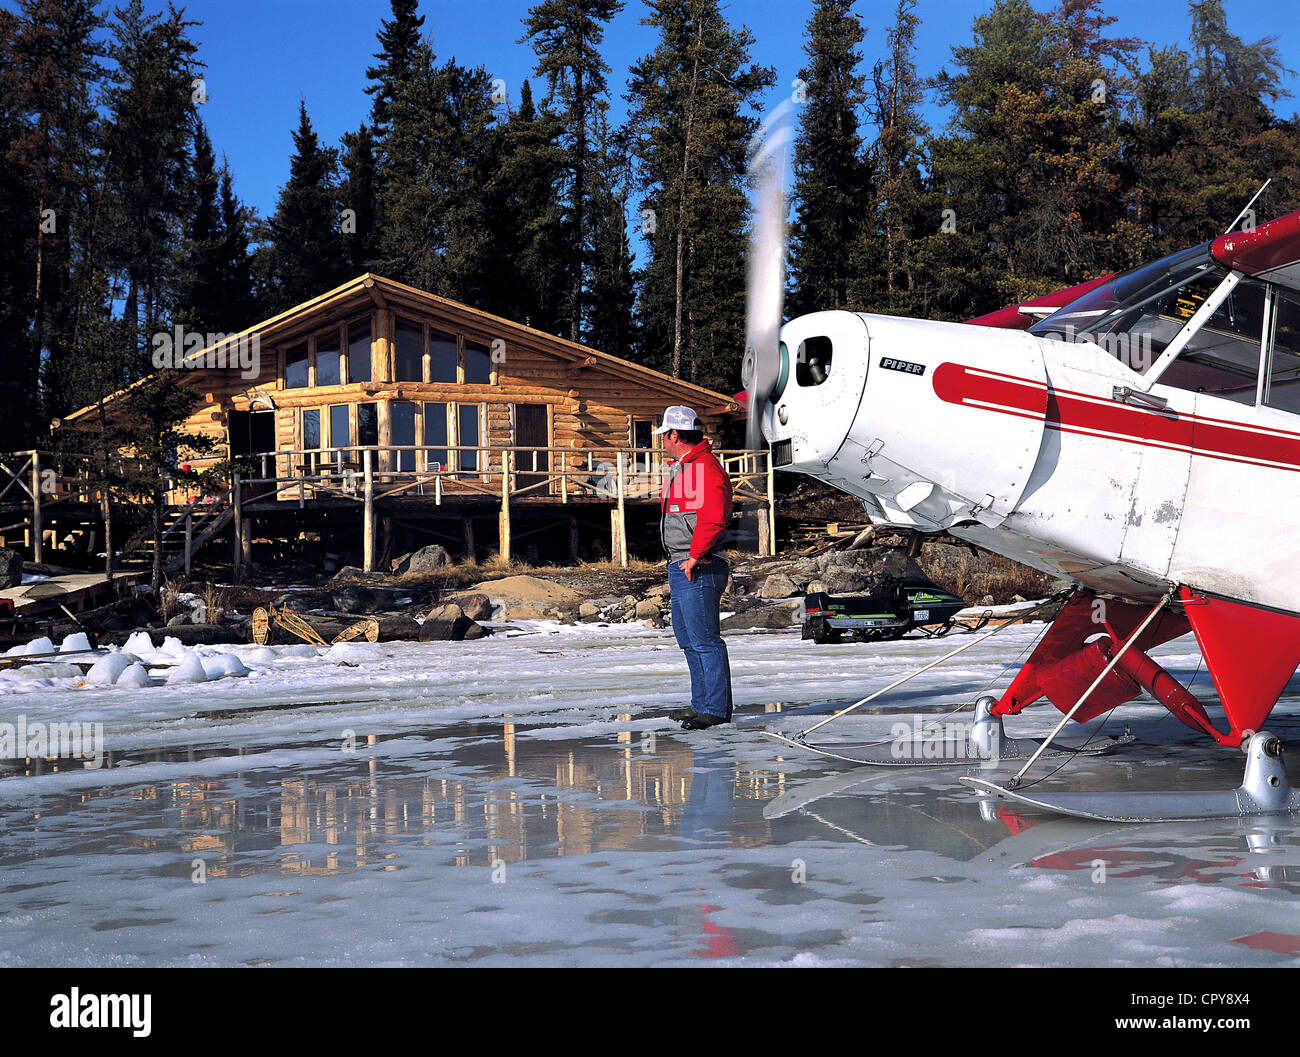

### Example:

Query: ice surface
xmin=0 ymin=620 xmax=1296 ymax=967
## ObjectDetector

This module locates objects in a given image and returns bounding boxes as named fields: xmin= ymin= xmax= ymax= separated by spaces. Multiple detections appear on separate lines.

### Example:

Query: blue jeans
xmin=668 ymin=557 xmax=732 ymax=719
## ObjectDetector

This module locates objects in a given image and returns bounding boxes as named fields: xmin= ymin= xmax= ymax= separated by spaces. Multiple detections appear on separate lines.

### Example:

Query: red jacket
xmin=660 ymin=441 xmax=733 ymax=562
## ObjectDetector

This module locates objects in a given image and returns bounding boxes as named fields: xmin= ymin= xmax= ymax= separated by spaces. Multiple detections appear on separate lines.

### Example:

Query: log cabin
xmin=47 ymin=274 xmax=775 ymax=572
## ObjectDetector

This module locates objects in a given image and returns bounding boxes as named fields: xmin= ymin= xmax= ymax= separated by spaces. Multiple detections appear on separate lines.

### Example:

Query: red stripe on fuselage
xmin=931 ymin=362 xmax=1300 ymax=471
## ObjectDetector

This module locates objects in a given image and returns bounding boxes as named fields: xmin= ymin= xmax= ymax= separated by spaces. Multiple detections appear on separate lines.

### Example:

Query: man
xmin=656 ymin=406 xmax=733 ymax=729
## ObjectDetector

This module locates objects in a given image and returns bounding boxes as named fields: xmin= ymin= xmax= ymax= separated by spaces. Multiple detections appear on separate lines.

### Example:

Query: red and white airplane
xmin=744 ymin=107 xmax=1300 ymax=820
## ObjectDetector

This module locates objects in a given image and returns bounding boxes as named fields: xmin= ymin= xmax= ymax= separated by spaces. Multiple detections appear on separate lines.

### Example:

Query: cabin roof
xmin=60 ymin=273 xmax=739 ymax=425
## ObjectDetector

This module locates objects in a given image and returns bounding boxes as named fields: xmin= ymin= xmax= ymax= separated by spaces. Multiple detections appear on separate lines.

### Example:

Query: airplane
xmin=741 ymin=105 xmax=1300 ymax=822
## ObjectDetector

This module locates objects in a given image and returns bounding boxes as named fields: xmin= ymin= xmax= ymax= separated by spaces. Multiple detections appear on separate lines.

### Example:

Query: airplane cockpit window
xmin=796 ymin=336 xmax=833 ymax=386
xmin=1154 ymin=277 xmax=1266 ymax=406
xmin=1264 ymin=290 xmax=1300 ymax=415
xmin=1031 ymin=244 xmax=1215 ymax=373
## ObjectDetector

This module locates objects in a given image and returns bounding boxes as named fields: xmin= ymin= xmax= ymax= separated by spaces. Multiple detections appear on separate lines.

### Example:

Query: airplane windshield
xmin=1030 ymin=244 xmax=1221 ymax=373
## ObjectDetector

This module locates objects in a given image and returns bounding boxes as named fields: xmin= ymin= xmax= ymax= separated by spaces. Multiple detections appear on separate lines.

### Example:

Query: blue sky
xmin=183 ymin=0 xmax=1299 ymax=222
xmin=13 ymin=1 xmax=1298 ymax=220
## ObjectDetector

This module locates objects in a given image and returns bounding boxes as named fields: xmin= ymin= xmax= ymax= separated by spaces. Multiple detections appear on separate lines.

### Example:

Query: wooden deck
xmin=0 ymin=445 xmax=777 ymax=573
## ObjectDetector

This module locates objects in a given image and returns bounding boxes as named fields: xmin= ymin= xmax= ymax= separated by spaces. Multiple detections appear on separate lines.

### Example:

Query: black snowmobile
xmin=802 ymin=574 xmax=973 ymax=644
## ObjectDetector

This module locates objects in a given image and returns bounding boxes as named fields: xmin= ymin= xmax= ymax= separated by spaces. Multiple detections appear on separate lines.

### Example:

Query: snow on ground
xmin=0 ymin=619 xmax=1298 ymax=967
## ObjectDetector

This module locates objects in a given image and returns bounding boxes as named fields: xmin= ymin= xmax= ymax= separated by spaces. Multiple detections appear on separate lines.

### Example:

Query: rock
xmin=331 ymin=565 xmax=385 ymax=582
xmin=759 ymin=573 xmax=798 ymax=599
xmin=1012 ymin=594 xmax=1026 ymax=603
xmin=645 ymin=583 xmax=671 ymax=599
xmin=0 ymin=549 xmax=23 ymax=588
xmin=447 ymin=592 xmax=492 ymax=622
xmin=332 ymin=584 xmax=383 ymax=614
xmin=806 ymin=580 xmax=827 ymax=594
xmin=721 ymin=602 xmax=801 ymax=631
xmin=166 ymin=613 xmax=190 ymax=627
xmin=390 ymin=552 xmax=412 ymax=574
xmin=634 ymin=599 xmax=661 ymax=619
xmin=394 ymin=544 xmax=452 ymax=577
xmin=621 ymin=594 xmax=638 ymax=609
xmin=819 ymin=547 xmax=913 ymax=595
xmin=475 ymin=575 xmax=583 ymax=619
xmin=979 ymin=595 xmax=994 ymax=606
xmin=424 ymin=602 xmax=464 ymax=624
xmin=578 ymin=602 xmax=601 ymax=619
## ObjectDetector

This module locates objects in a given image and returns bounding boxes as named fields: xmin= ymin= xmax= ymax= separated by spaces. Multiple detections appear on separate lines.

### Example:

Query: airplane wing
xmin=1211 ymin=209 xmax=1300 ymax=289
xmin=965 ymin=274 xmax=1113 ymax=330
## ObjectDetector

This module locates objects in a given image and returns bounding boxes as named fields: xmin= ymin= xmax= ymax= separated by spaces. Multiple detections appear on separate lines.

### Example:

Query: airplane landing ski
xmin=960 ymin=732 xmax=1300 ymax=822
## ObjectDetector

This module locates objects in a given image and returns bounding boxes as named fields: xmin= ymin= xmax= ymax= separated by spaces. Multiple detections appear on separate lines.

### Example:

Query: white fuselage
xmin=768 ymin=311 xmax=1299 ymax=615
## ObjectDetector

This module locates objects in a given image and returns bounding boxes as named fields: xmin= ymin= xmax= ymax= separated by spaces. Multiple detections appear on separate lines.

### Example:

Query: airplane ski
xmin=960 ymin=732 xmax=1300 ymax=822
xmin=763 ymin=728 xmax=1132 ymax=768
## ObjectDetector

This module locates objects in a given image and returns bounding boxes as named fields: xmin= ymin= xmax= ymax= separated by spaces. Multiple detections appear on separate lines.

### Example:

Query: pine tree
xmin=365 ymin=0 xmax=425 ymax=137
xmin=787 ymin=0 xmax=872 ymax=318
xmin=261 ymin=100 xmax=348 ymax=310
xmin=870 ymin=0 xmax=929 ymax=316
xmin=481 ymin=80 xmax=570 ymax=332
xmin=521 ymin=0 xmax=623 ymax=342
xmin=586 ymin=112 xmax=637 ymax=359
xmin=173 ymin=117 xmax=222 ymax=332
xmin=627 ymin=0 xmax=774 ymax=390
xmin=339 ymin=123 xmax=378 ymax=276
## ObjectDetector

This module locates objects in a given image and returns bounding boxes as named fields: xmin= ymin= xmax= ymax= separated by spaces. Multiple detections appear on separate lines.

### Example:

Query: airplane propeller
xmin=742 ymin=101 xmax=793 ymax=453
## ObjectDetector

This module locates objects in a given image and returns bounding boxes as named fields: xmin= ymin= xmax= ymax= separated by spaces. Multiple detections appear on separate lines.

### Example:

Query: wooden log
xmin=463 ymin=516 xmax=476 ymax=561
xmin=569 ymin=515 xmax=579 ymax=562
xmin=616 ymin=451 xmax=627 ymax=569
xmin=184 ymin=513 xmax=192 ymax=577
xmin=31 ymin=451 xmax=42 ymax=564
xmin=232 ymin=476 xmax=242 ymax=570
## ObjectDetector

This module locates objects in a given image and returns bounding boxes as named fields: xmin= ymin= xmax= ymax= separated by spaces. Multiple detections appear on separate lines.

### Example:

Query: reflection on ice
xmin=0 ymin=624 xmax=1297 ymax=965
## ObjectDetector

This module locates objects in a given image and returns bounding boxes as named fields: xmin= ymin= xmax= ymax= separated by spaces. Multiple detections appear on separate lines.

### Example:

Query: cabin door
xmin=228 ymin=410 xmax=276 ymax=500
xmin=514 ymin=404 xmax=550 ymax=495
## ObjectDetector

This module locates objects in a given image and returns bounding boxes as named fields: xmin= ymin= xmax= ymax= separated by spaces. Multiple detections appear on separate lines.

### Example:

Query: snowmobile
xmin=802 ymin=576 xmax=969 ymax=644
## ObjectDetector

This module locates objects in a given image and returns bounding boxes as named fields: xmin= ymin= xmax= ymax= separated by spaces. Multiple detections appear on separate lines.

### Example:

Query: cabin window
xmin=316 ymin=333 xmax=341 ymax=386
xmin=424 ymin=402 xmax=449 ymax=470
xmin=358 ymin=402 xmax=378 ymax=448
xmin=1265 ymin=289 xmax=1300 ymax=414
xmin=391 ymin=401 xmax=417 ymax=472
xmin=347 ymin=317 xmax=371 ymax=383
xmin=632 ymin=419 xmax=659 ymax=474
xmin=795 ymin=336 xmax=833 ymax=386
xmin=465 ymin=340 xmax=492 ymax=384
xmin=430 ymin=329 xmax=458 ymax=383
xmin=329 ymin=404 xmax=351 ymax=456
xmin=285 ymin=343 xmax=309 ymax=388
xmin=1156 ymin=277 xmax=1267 ymax=406
xmin=459 ymin=404 xmax=481 ymax=472
xmin=394 ymin=320 xmax=423 ymax=382
xmin=302 ymin=408 xmax=321 ymax=451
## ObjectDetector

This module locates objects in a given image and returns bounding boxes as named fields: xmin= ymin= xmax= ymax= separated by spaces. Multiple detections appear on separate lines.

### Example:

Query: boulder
xmin=0 ymin=549 xmax=23 ymax=588
xmin=633 ymin=598 xmax=661 ymax=619
xmin=332 ymin=584 xmax=383 ymax=614
xmin=394 ymin=544 xmax=452 ymax=577
xmin=819 ymin=547 xmax=913 ymax=595
xmin=721 ymin=602 xmax=801 ymax=631
xmin=447 ymin=592 xmax=493 ymax=622
xmin=578 ymin=602 xmax=602 ymax=621
xmin=475 ymin=575 xmax=583 ymax=619
xmin=759 ymin=573 xmax=798 ymax=599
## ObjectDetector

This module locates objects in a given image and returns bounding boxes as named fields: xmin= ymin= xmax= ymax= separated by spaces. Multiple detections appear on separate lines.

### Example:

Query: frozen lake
xmin=1 ymin=619 xmax=1298 ymax=967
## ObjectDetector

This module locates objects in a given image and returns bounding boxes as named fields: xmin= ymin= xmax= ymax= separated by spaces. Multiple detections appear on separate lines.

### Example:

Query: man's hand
xmin=680 ymin=557 xmax=698 ymax=581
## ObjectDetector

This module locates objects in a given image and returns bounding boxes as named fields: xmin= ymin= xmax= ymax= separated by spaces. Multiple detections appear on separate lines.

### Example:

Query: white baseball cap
xmin=652 ymin=405 xmax=702 ymax=434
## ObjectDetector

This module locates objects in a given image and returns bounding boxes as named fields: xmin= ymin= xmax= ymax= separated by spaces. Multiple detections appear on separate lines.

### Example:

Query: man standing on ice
xmin=656 ymin=406 xmax=734 ymax=729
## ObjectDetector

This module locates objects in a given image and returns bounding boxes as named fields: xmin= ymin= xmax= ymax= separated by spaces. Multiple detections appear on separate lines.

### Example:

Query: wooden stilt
xmin=766 ymin=455 xmax=777 ymax=556
xmin=463 ymin=516 xmax=476 ymax=561
xmin=569 ymin=515 xmax=579 ymax=562
xmin=232 ymin=476 xmax=242 ymax=570
xmin=757 ymin=507 xmax=770 ymax=556
xmin=363 ymin=448 xmax=375 ymax=572
xmin=241 ymin=516 xmax=253 ymax=566
xmin=499 ymin=450 xmax=512 ymax=562
xmin=30 ymin=451 xmax=42 ymax=564
xmin=184 ymin=513 xmax=192 ymax=577
xmin=616 ymin=451 xmax=627 ymax=569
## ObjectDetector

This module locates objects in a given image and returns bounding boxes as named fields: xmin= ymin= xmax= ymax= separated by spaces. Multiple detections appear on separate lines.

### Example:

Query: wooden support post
xmin=363 ymin=448 xmax=375 ymax=571
xmin=610 ymin=508 xmax=621 ymax=566
xmin=463 ymin=517 xmax=476 ymax=561
xmin=766 ymin=455 xmax=777 ymax=556
xmin=569 ymin=515 xmax=579 ymax=562
xmin=30 ymin=451 xmax=42 ymax=563
xmin=184 ymin=513 xmax=192 ymax=577
xmin=499 ymin=450 xmax=512 ymax=563
xmin=757 ymin=507 xmax=770 ymax=556
xmin=232 ymin=476 xmax=242 ymax=570
xmin=616 ymin=451 xmax=627 ymax=568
